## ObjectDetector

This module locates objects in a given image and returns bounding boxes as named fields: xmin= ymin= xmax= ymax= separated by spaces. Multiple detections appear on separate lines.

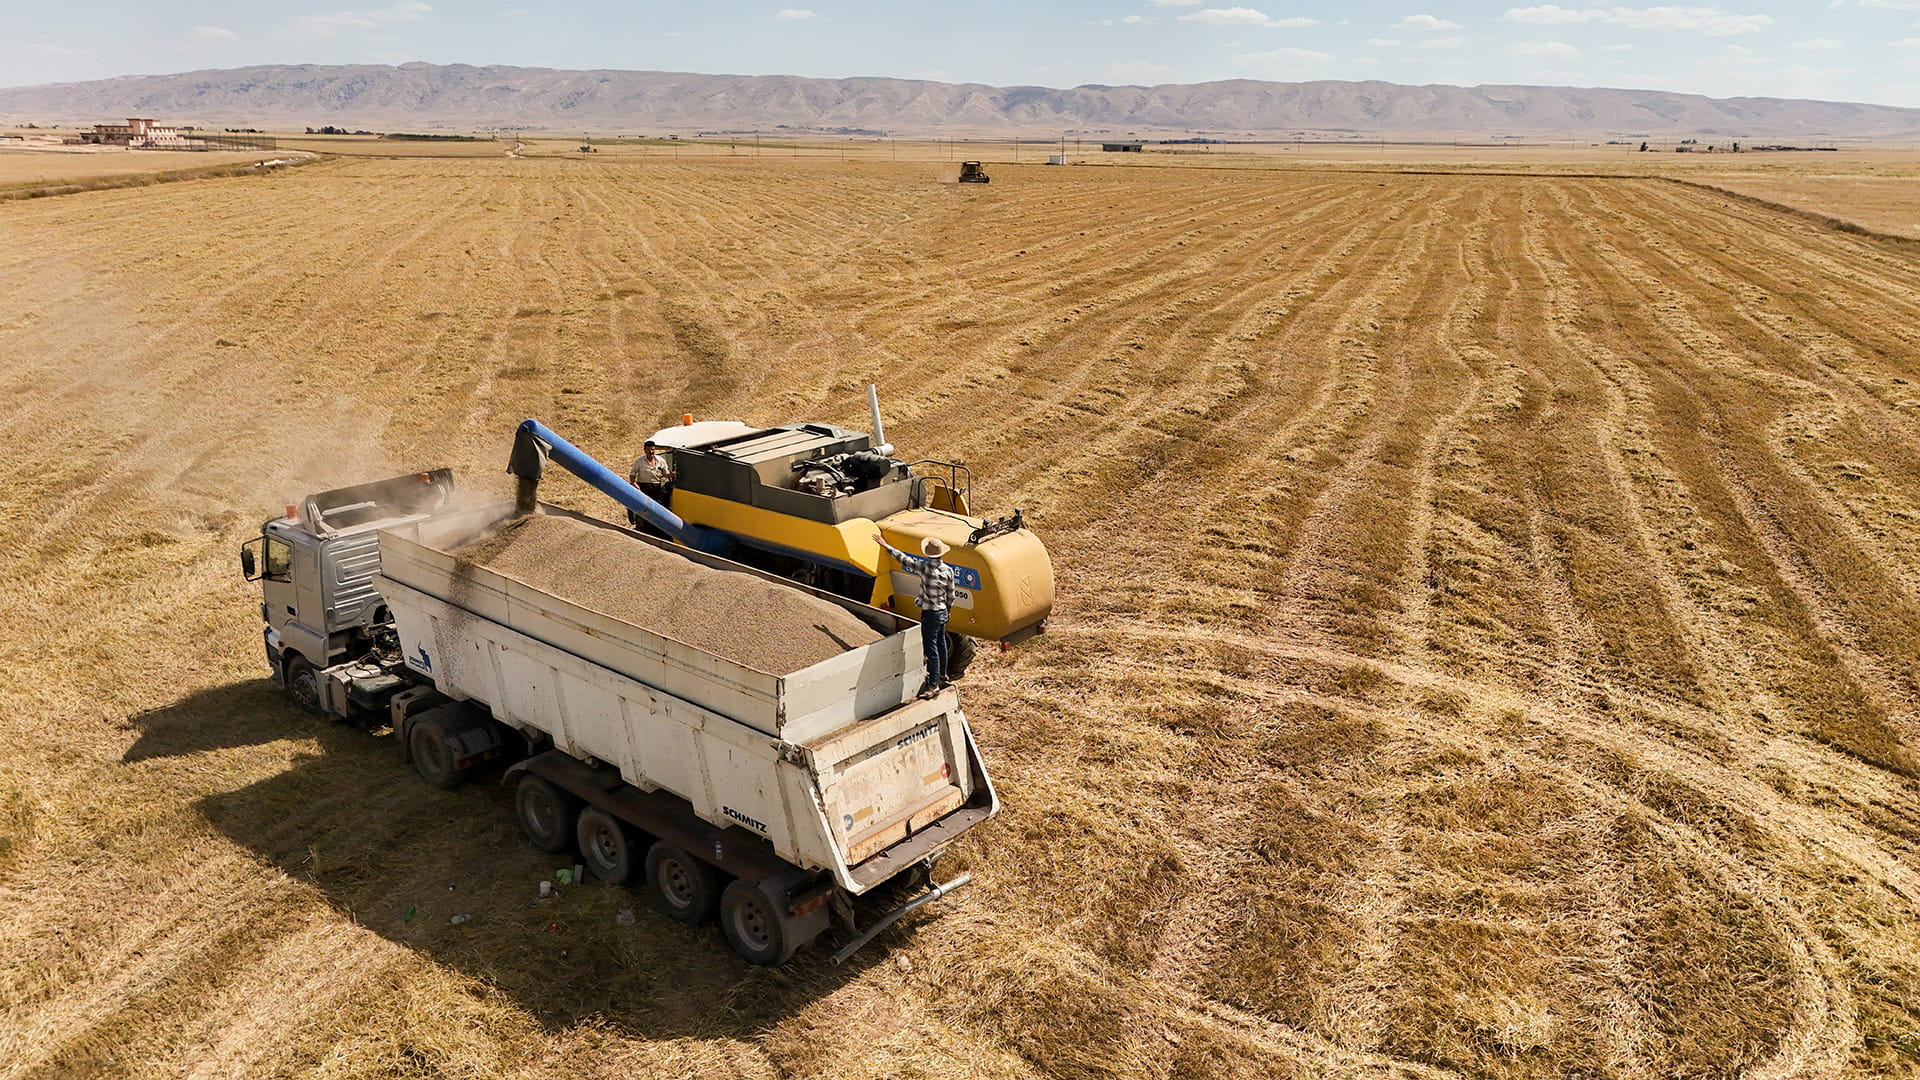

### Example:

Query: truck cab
xmin=240 ymin=470 xmax=455 ymax=713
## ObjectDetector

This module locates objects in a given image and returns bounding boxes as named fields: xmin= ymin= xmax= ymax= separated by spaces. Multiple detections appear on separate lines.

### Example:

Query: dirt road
xmin=0 ymin=154 xmax=1915 ymax=1078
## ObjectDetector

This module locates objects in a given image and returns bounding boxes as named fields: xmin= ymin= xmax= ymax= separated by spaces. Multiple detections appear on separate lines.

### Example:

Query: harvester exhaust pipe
xmin=508 ymin=419 xmax=733 ymax=554
xmin=867 ymin=384 xmax=893 ymax=457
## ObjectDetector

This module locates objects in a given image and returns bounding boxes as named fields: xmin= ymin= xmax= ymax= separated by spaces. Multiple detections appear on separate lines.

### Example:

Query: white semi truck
xmin=239 ymin=426 xmax=996 ymax=965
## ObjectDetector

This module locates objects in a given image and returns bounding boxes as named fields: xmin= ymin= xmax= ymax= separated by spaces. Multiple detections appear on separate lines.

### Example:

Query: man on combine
xmin=627 ymin=440 xmax=674 ymax=534
xmin=873 ymin=532 xmax=955 ymax=698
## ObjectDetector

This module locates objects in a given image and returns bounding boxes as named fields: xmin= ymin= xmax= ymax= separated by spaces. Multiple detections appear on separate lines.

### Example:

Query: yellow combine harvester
xmin=647 ymin=388 xmax=1052 ymax=678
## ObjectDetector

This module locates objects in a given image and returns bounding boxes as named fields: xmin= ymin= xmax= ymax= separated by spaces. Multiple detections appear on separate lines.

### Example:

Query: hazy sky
xmin=8 ymin=2 xmax=1920 ymax=107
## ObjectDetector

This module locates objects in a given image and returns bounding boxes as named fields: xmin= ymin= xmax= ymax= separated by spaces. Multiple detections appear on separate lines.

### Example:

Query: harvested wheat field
xmin=1 ymin=151 xmax=1918 ymax=1079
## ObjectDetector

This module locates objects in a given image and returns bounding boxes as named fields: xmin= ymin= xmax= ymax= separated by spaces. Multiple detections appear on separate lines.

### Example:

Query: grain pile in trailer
xmin=453 ymin=513 xmax=882 ymax=675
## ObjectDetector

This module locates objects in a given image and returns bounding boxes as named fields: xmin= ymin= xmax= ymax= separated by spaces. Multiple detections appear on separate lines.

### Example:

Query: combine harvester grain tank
xmin=239 ymin=411 xmax=1026 ymax=964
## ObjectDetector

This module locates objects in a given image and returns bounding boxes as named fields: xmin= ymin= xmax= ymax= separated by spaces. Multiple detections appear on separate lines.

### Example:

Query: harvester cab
xmin=646 ymin=388 xmax=1052 ymax=677
xmin=958 ymin=161 xmax=990 ymax=184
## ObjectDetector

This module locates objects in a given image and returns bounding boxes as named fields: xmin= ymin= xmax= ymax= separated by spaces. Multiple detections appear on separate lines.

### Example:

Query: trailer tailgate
xmin=805 ymin=690 xmax=987 ymax=874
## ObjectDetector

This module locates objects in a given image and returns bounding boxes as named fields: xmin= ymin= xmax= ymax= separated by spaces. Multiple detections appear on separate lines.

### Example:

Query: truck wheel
xmin=285 ymin=656 xmax=324 ymax=714
xmin=646 ymin=842 xmax=720 ymax=923
xmin=721 ymin=879 xmax=799 ymax=965
xmin=945 ymin=633 xmax=977 ymax=680
xmin=577 ymin=806 xmax=638 ymax=885
xmin=514 ymin=774 xmax=579 ymax=854
xmin=408 ymin=716 xmax=467 ymax=789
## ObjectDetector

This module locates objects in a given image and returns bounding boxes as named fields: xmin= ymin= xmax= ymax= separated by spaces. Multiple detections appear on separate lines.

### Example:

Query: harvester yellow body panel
xmin=651 ymin=418 xmax=1052 ymax=644
xmin=873 ymin=510 xmax=1052 ymax=641
xmin=668 ymin=487 xmax=887 ymax=579
xmin=668 ymin=491 xmax=1054 ymax=642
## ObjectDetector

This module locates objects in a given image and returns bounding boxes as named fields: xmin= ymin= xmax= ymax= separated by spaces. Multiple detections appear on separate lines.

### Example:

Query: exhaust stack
xmin=867 ymin=384 xmax=893 ymax=457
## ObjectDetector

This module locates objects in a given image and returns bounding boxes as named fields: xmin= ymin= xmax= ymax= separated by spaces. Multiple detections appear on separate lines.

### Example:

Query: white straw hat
xmin=921 ymin=537 xmax=949 ymax=557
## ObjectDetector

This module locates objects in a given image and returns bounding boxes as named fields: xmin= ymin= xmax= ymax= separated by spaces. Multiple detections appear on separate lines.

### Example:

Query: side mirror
xmin=239 ymin=537 xmax=263 ymax=581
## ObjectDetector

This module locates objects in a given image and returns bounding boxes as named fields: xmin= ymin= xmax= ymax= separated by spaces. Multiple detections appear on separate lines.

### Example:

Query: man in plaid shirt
xmin=874 ymin=532 xmax=956 ymax=698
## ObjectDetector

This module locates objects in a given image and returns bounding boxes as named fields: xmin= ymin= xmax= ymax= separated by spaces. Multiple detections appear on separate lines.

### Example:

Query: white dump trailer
xmin=243 ymin=469 xmax=997 ymax=965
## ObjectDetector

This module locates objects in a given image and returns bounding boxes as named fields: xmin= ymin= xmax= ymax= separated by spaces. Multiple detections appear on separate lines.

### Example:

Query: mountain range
xmin=3 ymin=63 xmax=1916 ymax=141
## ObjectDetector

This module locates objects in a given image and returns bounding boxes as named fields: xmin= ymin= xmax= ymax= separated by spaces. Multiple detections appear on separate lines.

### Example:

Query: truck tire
xmin=720 ymin=878 xmax=800 ymax=965
xmin=285 ymin=655 xmax=324 ymax=714
xmin=514 ymin=774 xmax=579 ymax=854
xmin=408 ymin=715 xmax=466 ymax=789
xmin=946 ymin=632 xmax=977 ymax=680
xmin=577 ymin=806 xmax=638 ymax=885
xmin=645 ymin=842 xmax=720 ymax=923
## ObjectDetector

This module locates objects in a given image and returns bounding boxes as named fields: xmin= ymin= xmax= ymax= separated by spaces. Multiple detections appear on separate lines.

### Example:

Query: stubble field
xmin=1 ymin=146 xmax=1917 ymax=1079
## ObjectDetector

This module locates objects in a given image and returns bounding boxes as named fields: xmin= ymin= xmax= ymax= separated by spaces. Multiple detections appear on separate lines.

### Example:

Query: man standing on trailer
xmin=873 ymin=533 xmax=955 ymax=698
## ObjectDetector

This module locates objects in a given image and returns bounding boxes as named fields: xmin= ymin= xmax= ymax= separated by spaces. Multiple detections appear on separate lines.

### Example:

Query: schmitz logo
xmin=894 ymin=724 xmax=936 ymax=751
xmin=723 ymin=805 xmax=769 ymax=833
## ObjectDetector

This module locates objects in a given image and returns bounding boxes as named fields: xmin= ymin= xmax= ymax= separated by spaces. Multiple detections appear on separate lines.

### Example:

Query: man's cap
xmin=643 ymin=440 xmax=658 ymax=449
xmin=921 ymin=537 xmax=949 ymax=557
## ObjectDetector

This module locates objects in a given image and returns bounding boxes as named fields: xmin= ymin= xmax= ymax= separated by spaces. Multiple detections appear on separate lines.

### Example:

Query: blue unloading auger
xmin=507 ymin=418 xmax=735 ymax=555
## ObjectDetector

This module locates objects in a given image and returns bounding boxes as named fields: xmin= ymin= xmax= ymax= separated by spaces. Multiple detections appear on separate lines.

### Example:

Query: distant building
xmin=1101 ymin=141 xmax=1143 ymax=152
xmin=76 ymin=118 xmax=193 ymax=148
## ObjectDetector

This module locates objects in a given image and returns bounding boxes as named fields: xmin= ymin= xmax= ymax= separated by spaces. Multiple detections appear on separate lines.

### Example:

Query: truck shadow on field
xmin=127 ymin=682 xmax=887 ymax=1035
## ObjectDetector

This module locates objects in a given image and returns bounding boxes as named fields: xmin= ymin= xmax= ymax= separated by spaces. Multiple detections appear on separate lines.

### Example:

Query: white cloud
xmin=292 ymin=0 xmax=431 ymax=36
xmin=1861 ymin=0 xmax=1920 ymax=8
xmin=1792 ymin=36 xmax=1842 ymax=49
xmin=776 ymin=8 xmax=817 ymax=19
xmin=1503 ymin=5 xmax=1591 ymax=23
xmin=1508 ymin=38 xmax=1581 ymax=55
xmin=1599 ymin=41 xmax=1635 ymax=49
xmin=1123 ymin=14 xmax=1148 ymax=22
xmin=1182 ymin=6 xmax=1267 ymax=24
xmin=1179 ymin=7 xmax=1316 ymax=26
xmin=1235 ymin=45 xmax=1334 ymax=62
xmin=1893 ymin=35 xmax=1920 ymax=44
xmin=1720 ymin=43 xmax=1752 ymax=54
xmin=1395 ymin=13 xmax=1462 ymax=30
xmin=1090 ymin=17 xmax=1114 ymax=25
xmin=1367 ymin=36 xmax=1403 ymax=45
xmin=193 ymin=25 xmax=238 ymax=40
xmin=1418 ymin=35 xmax=1466 ymax=47
xmin=1501 ymin=5 xmax=1769 ymax=34
xmin=1150 ymin=0 xmax=1204 ymax=5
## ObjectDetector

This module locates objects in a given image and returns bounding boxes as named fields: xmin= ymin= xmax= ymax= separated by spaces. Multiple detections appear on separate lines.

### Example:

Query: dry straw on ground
xmin=0 ymin=142 xmax=1916 ymax=1079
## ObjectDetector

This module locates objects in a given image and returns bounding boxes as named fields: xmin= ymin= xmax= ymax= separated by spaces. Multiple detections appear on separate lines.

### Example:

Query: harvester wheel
xmin=646 ymin=842 xmax=721 ymax=923
xmin=577 ymin=806 xmax=638 ymax=885
xmin=285 ymin=656 xmax=324 ymax=714
xmin=514 ymin=774 xmax=579 ymax=854
xmin=720 ymin=879 xmax=800 ymax=965
xmin=945 ymin=633 xmax=977 ymax=680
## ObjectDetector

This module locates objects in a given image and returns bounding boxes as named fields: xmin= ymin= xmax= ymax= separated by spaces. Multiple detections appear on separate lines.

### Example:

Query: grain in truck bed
xmin=452 ymin=513 xmax=881 ymax=676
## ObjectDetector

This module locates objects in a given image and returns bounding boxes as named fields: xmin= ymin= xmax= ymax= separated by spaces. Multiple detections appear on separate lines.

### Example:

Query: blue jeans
xmin=921 ymin=607 xmax=950 ymax=687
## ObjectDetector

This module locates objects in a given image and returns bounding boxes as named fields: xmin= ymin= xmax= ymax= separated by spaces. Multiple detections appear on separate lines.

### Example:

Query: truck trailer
xmin=240 ymin=437 xmax=997 ymax=965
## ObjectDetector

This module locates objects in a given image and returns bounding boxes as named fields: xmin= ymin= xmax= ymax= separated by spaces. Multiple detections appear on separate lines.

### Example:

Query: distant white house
xmin=75 ymin=118 xmax=193 ymax=148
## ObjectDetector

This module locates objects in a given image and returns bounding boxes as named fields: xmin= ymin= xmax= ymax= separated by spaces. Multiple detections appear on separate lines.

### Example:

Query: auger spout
xmin=508 ymin=418 xmax=733 ymax=555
